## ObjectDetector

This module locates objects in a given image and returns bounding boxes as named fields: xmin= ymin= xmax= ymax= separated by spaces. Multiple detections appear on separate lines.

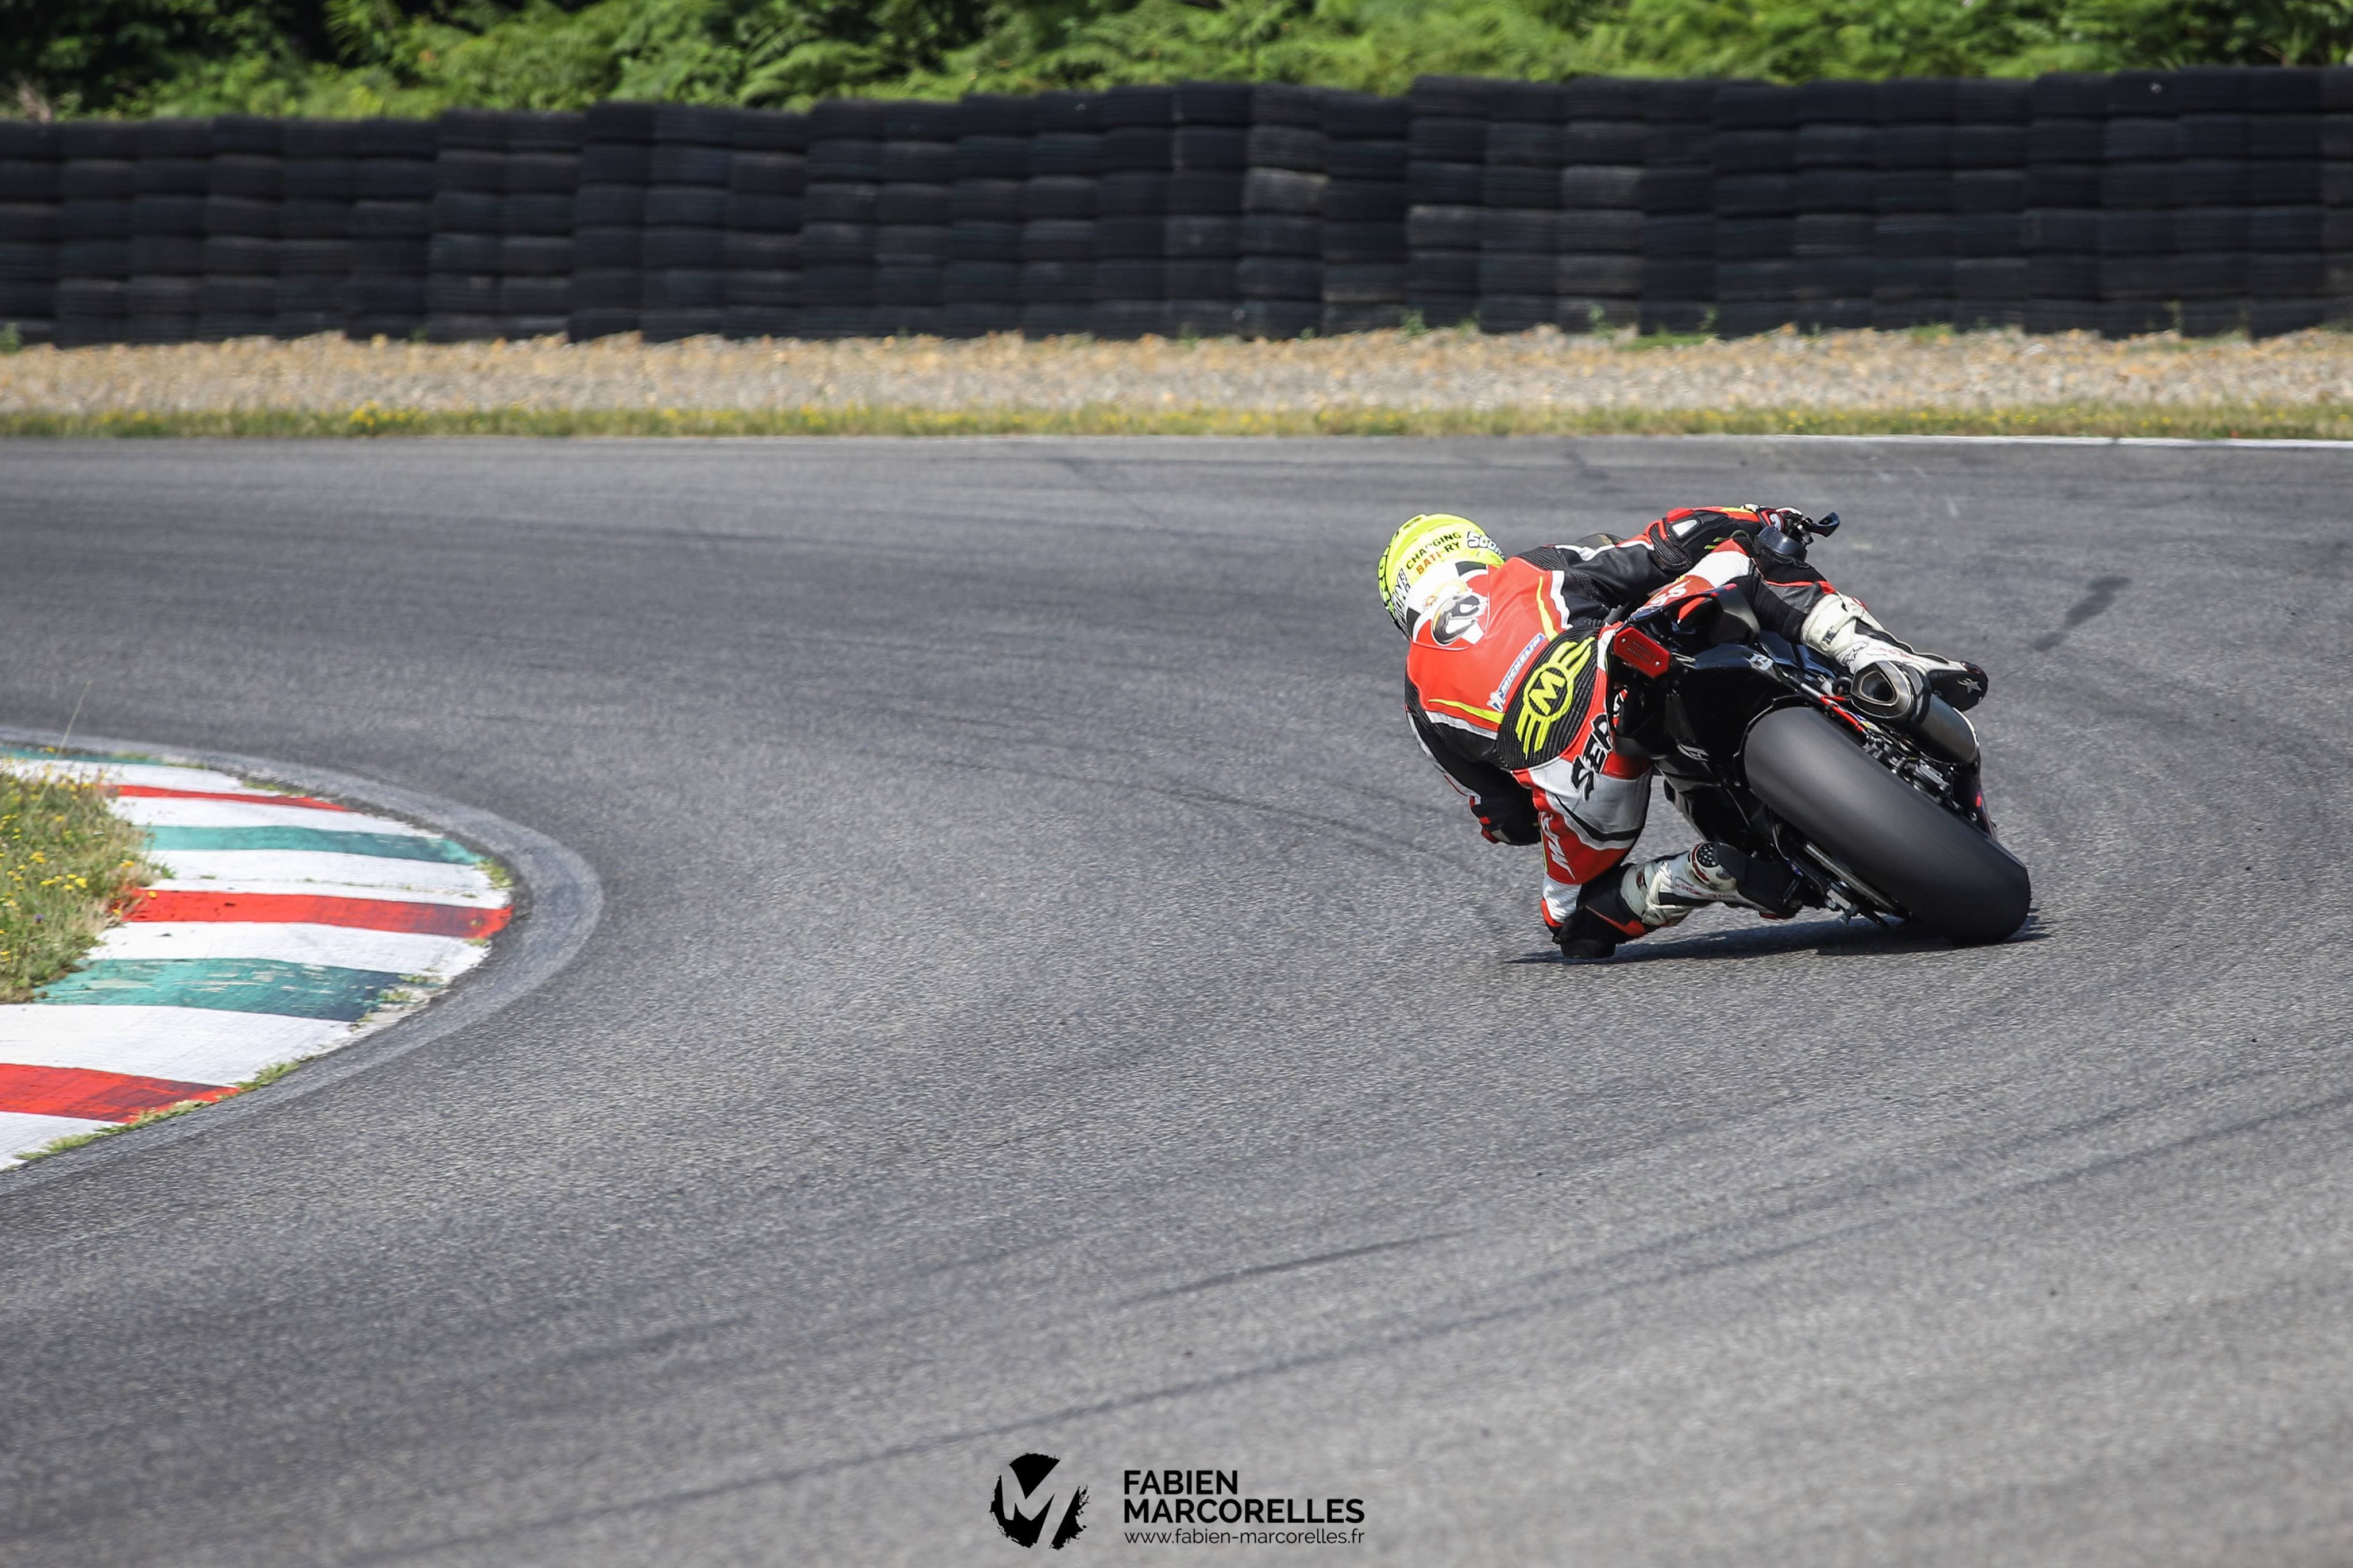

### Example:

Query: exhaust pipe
xmin=1849 ymin=663 xmax=1979 ymax=768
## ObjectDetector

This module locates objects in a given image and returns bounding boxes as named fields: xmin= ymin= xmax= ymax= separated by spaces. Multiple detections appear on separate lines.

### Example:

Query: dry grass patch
xmin=3 ymin=400 xmax=2352 ymax=440
xmin=0 ymin=766 xmax=153 ymax=1001
xmin=9 ymin=327 xmax=2353 ymax=432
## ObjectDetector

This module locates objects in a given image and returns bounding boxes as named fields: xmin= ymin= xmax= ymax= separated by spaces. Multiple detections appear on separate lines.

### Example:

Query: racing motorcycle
xmin=1591 ymin=510 xmax=2031 ymax=944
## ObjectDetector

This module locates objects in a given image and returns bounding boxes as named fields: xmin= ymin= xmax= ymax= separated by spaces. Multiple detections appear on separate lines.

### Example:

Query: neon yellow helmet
xmin=1377 ymin=513 xmax=1503 ymax=635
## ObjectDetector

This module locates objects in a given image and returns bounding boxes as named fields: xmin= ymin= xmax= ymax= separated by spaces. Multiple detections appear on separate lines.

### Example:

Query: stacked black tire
xmin=1789 ymin=79 xmax=1875 ymax=331
xmin=200 ymin=115 xmax=281 ymax=340
xmin=791 ymin=95 xmax=930 ymax=338
xmin=1558 ymin=79 xmax=1644 ymax=331
xmin=348 ymin=118 xmax=435 ymax=341
xmin=2070 ymin=69 xmax=2341 ymax=339
xmin=572 ymin=102 xmax=653 ymax=341
xmin=1871 ymin=79 xmax=1955 ymax=330
xmin=502 ymin=114 xmax=581 ymax=340
xmin=2025 ymin=73 xmax=2107 ymax=334
xmin=1641 ymin=82 xmax=1714 ymax=333
xmin=1240 ymin=84 xmax=1326 ymax=338
xmin=724 ymin=111 xmax=805 ymax=341
xmin=0 ymin=122 xmax=59 ymax=346
xmin=2176 ymin=68 xmax=2252 ymax=338
xmin=1023 ymin=91 xmax=1100 ymax=338
xmin=642 ymin=107 xmax=733 ymax=342
xmin=16 ymin=69 xmax=2353 ymax=350
xmin=2321 ymin=72 xmax=2353 ymax=330
xmin=2093 ymin=71 xmax=2180 ymax=338
xmin=1476 ymin=81 xmax=1563 ymax=334
xmin=55 ymin=122 xmax=136 ymax=347
xmin=1712 ymin=81 xmax=1800 ymax=337
xmin=1166 ymin=81 xmax=1252 ymax=338
xmin=1407 ymin=76 xmax=1487 ymax=329
xmin=2238 ymin=68 xmax=2331 ymax=338
xmin=1953 ymin=80 xmax=2031 ymax=330
xmin=1094 ymin=84 xmax=1174 ymax=339
xmin=803 ymin=98 xmax=884 ymax=338
xmin=277 ymin=121 xmax=358 ymax=339
xmin=426 ymin=110 xmax=506 ymax=342
xmin=945 ymin=95 xmax=1028 ymax=338
xmin=128 ymin=119 xmax=210 ymax=343
xmin=2320 ymin=71 xmax=2353 ymax=331
xmin=1321 ymin=91 xmax=1408 ymax=334
xmin=876 ymin=102 xmax=954 ymax=337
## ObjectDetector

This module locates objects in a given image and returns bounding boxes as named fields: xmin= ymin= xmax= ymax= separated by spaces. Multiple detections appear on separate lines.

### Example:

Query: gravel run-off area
xmin=7 ymin=325 xmax=2353 ymax=432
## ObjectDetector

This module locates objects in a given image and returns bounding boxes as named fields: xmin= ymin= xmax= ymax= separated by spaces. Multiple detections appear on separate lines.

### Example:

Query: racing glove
xmin=1799 ymin=593 xmax=1989 ymax=716
xmin=1639 ymin=507 xmax=1769 ymax=576
xmin=1471 ymin=789 xmax=1540 ymax=845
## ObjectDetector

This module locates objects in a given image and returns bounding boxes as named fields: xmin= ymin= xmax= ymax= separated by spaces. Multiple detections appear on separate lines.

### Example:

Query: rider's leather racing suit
xmin=1404 ymin=506 xmax=1850 ymax=947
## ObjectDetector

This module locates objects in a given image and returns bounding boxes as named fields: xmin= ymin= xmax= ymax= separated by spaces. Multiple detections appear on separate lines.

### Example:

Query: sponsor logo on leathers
xmin=1507 ymin=636 xmax=1596 ymax=760
xmin=1431 ymin=592 xmax=1487 ymax=646
xmin=1488 ymin=631 xmax=1548 ymax=708
xmin=1566 ymin=706 xmax=1615 ymax=793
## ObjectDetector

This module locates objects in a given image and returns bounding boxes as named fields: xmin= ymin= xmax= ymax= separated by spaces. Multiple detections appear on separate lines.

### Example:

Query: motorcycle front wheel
xmin=1742 ymin=705 xmax=2032 ymax=943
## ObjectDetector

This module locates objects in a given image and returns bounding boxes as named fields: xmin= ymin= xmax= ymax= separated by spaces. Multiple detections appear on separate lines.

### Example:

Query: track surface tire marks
xmin=0 ymin=438 xmax=2348 ymax=1566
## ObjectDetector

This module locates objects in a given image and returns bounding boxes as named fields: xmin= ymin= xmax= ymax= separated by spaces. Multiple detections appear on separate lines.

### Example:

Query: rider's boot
xmin=1800 ymin=593 xmax=1989 ymax=718
xmin=1555 ymin=843 xmax=1751 ymax=961
xmin=1624 ymin=842 xmax=1748 ymax=927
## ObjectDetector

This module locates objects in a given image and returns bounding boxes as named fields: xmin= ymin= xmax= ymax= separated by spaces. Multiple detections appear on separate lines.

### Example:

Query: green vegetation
xmin=6 ymin=398 xmax=2353 ymax=438
xmin=0 ymin=765 xmax=152 ymax=1002
xmin=6 ymin=0 xmax=2350 ymax=121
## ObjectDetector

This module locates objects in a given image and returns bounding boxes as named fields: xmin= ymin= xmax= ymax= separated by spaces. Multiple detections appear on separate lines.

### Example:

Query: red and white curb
xmin=0 ymin=752 xmax=510 ymax=1168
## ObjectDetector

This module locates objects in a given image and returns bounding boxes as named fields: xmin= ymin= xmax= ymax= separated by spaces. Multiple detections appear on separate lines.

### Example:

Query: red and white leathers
xmin=1404 ymin=506 xmax=1865 ymax=947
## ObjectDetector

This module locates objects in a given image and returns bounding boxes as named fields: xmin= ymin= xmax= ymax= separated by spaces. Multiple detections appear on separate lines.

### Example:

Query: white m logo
xmin=993 ymin=1454 xmax=1087 ymax=1549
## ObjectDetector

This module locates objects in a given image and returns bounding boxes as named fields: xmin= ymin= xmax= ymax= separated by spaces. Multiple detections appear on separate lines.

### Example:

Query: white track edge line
xmin=1627 ymin=434 xmax=2353 ymax=449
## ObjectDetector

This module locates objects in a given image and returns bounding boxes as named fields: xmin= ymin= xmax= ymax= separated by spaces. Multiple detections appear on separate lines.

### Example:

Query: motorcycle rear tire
xmin=1742 ymin=705 xmax=2031 ymax=943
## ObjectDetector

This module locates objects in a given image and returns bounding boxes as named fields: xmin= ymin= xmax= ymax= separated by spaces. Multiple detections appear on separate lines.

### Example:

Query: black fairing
xmin=1618 ymin=643 xmax=1804 ymax=860
xmin=1663 ymin=640 xmax=1804 ymax=768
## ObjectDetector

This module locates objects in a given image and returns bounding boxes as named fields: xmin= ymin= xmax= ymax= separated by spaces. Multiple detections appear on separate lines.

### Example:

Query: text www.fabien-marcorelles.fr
xmin=1121 ymin=1469 xmax=1365 ymax=1546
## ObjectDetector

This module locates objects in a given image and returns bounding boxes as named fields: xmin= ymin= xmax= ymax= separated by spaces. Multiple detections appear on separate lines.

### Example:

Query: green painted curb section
xmin=142 ymin=825 xmax=478 ymax=864
xmin=39 ymin=959 xmax=408 ymax=1021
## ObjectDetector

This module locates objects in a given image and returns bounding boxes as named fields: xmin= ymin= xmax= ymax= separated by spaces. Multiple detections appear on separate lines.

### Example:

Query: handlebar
xmin=1753 ymin=507 xmax=1841 ymax=565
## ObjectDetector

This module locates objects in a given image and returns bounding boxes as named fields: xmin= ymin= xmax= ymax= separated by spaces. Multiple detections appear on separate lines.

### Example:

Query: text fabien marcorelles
xmin=1122 ymin=1469 xmax=1367 ymax=1528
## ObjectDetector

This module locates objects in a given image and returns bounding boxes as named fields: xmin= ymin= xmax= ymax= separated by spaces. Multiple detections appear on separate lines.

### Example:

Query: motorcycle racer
xmin=1380 ymin=507 xmax=1988 ymax=960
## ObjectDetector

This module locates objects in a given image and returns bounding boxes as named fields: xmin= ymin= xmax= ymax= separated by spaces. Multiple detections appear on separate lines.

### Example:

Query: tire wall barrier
xmin=2 ymin=65 xmax=2350 ymax=346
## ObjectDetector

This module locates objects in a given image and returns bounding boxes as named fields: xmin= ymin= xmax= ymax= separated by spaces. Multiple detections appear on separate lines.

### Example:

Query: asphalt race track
xmin=2 ymin=436 xmax=2350 ymax=1566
